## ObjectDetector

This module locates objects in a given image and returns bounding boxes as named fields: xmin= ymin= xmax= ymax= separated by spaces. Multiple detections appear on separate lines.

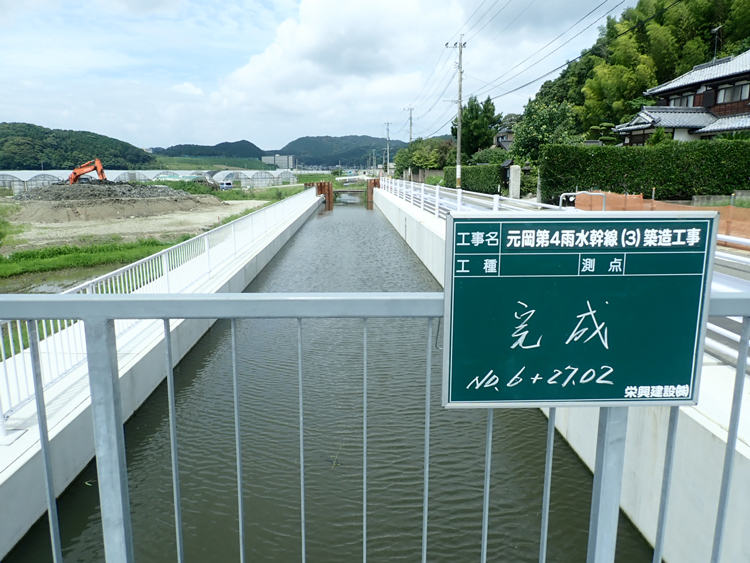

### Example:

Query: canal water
xmin=7 ymin=200 xmax=653 ymax=562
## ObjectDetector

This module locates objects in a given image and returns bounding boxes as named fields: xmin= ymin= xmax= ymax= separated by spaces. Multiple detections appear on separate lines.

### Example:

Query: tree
xmin=451 ymin=96 xmax=502 ymax=160
xmin=511 ymin=100 xmax=577 ymax=161
xmin=393 ymin=138 xmax=453 ymax=177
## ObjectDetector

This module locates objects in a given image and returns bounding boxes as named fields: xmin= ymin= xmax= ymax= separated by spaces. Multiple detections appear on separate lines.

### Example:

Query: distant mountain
xmin=161 ymin=140 xmax=265 ymax=159
xmin=276 ymin=135 xmax=408 ymax=166
xmin=0 ymin=122 xmax=156 ymax=170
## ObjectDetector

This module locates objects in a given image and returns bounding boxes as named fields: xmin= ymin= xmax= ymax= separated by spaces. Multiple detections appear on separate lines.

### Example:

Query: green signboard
xmin=442 ymin=211 xmax=718 ymax=408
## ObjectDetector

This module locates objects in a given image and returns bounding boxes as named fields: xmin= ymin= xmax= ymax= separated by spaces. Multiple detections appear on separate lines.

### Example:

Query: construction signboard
xmin=442 ymin=211 xmax=718 ymax=408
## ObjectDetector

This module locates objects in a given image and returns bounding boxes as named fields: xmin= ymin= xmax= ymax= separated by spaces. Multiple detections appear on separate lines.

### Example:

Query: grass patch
xmin=138 ymin=181 xmax=304 ymax=201
xmin=0 ymin=238 xmax=188 ymax=279
xmin=0 ymin=203 xmax=23 ymax=246
xmin=692 ymin=198 xmax=750 ymax=208
xmin=0 ymin=188 xmax=13 ymax=197
xmin=152 ymin=156 xmax=274 ymax=171
xmin=296 ymin=173 xmax=335 ymax=183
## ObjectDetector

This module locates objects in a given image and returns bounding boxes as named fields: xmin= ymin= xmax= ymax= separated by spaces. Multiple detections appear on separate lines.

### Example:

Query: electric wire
xmin=409 ymin=0 xmax=491 ymax=108
xmin=465 ymin=0 xmax=514 ymax=43
xmin=488 ymin=0 xmax=687 ymax=100
xmin=416 ymin=68 xmax=458 ymax=120
xmin=471 ymin=0 xmax=613 ymax=98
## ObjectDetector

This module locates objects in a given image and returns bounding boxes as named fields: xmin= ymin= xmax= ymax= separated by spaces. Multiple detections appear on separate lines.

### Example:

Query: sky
xmin=0 ymin=0 xmax=639 ymax=150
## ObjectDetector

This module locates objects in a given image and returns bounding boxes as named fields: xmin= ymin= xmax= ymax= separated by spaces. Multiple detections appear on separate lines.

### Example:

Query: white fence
xmin=0 ymin=188 xmax=317 ymax=422
xmin=380 ymin=177 xmax=563 ymax=217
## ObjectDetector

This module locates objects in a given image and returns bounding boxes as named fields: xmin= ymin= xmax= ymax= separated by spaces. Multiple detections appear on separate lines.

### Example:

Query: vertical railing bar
xmin=231 ymin=318 xmax=246 ymax=563
xmin=539 ymin=407 xmax=556 ymax=563
xmin=63 ymin=319 xmax=73 ymax=372
xmin=27 ymin=321 xmax=64 ymax=563
xmin=362 ymin=318 xmax=367 ymax=563
xmin=710 ymin=315 xmax=750 ymax=563
xmin=84 ymin=317 xmax=135 ymax=563
xmin=480 ymin=409 xmax=493 ymax=563
xmin=652 ymin=405 xmax=679 ymax=563
xmin=163 ymin=319 xmax=185 ymax=563
xmin=421 ymin=318 xmax=433 ymax=563
xmin=297 ymin=318 xmax=306 ymax=563
xmin=14 ymin=320 xmax=30 ymax=398
xmin=1 ymin=322 xmax=12 ymax=411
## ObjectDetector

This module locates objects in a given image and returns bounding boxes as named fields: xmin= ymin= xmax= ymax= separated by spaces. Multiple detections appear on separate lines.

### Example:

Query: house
xmin=492 ymin=126 xmax=514 ymax=150
xmin=615 ymin=49 xmax=750 ymax=145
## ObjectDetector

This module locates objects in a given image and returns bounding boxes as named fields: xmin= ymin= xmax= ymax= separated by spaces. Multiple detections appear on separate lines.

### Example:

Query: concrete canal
xmin=6 ymin=200 xmax=653 ymax=562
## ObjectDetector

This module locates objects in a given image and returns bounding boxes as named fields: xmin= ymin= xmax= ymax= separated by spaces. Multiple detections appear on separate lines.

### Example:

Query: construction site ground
xmin=2 ymin=183 xmax=268 ymax=252
xmin=0 ymin=183 xmax=268 ymax=293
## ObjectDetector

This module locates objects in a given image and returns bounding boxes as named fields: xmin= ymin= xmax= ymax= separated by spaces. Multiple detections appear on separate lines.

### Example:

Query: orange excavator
xmin=69 ymin=159 xmax=107 ymax=184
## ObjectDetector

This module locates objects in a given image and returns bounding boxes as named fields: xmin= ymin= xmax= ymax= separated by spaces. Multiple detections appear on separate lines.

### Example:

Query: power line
xmin=416 ymin=68 xmax=458 ymax=120
xmin=465 ymin=0 xmax=514 ymax=43
xmin=409 ymin=0 xmax=491 ymax=108
xmin=489 ymin=0 xmax=687 ymax=101
xmin=471 ymin=0 xmax=614 ymax=99
xmin=462 ymin=0 xmax=501 ymax=38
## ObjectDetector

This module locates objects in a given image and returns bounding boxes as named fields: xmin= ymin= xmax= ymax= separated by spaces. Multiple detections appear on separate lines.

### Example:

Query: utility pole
xmin=404 ymin=106 xmax=414 ymax=181
xmin=384 ymin=122 xmax=391 ymax=177
xmin=447 ymin=34 xmax=465 ymax=188
xmin=404 ymin=106 xmax=413 ymax=143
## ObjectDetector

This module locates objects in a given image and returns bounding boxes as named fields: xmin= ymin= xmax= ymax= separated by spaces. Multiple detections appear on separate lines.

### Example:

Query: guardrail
xmin=1 ymin=291 xmax=747 ymax=563
xmin=380 ymin=177 xmax=565 ymax=218
xmin=0 ymin=188 xmax=317 ymax=421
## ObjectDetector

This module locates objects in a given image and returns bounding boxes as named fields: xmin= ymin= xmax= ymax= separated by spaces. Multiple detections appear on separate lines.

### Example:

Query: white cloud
xmin=170 ymin=82 xmax=204 ymax=95
xmin=0 ymin=0 xmax=640 ymax=149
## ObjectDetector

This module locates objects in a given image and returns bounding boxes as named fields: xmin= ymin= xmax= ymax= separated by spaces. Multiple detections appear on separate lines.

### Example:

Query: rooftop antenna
xmin=711 ymin=25 xmax=723 ymax=60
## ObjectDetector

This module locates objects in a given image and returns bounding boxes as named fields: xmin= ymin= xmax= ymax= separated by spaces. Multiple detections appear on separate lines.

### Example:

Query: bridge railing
xmin=0 ymin=188 xmax=317 ymax=420
xmin=380 ymin=177 xmax=564 ymax=217
xmin=2 ymin=290 xmax=749 ymax=563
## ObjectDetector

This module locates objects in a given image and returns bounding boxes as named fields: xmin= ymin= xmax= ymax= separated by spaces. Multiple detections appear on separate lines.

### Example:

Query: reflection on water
xmin=6 ymin=204 xmax=652 ymax=563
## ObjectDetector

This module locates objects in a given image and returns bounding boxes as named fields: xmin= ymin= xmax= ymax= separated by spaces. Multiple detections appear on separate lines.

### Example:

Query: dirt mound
xmin=15 ymin=183 xmax=189 ymax=201
xmin=13 ymin=194 xmax=225 ymax=223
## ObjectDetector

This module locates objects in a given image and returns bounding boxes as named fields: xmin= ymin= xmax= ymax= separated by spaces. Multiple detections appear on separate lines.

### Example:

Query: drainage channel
xmin=6 ymin=201 xmax=653 ymax=562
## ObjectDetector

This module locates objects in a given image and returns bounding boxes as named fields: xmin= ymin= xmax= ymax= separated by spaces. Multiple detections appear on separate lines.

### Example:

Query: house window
xmin=717 ymin=84 xmax=750 ymax=104
xmin=669 ymin=94 xmax=694 ymax=107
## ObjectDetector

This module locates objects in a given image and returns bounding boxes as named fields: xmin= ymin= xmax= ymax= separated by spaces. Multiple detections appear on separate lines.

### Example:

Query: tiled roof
xmin=645 ymin=50 xmax=750 ymax=95
xmin=695 ymin=113 xmax=750 ymax=134
xmin=614 ymin=106 xmax=716 ymax=133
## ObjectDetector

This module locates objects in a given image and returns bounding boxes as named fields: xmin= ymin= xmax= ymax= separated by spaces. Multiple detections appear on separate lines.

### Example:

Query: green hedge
xmin=444 ymin=165 xmax=503 ymax=194
xmin=539 ymin=141 xmax=750 ymax=203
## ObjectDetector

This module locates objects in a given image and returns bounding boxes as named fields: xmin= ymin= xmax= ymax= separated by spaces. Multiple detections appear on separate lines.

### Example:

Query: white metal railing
xmin=0 ymin=188 xmax=317 ymax=420
xmin=2 ymin=291 xmax=749 ymax=563
xmin=380 ymin=177 xmax=565 ymax=218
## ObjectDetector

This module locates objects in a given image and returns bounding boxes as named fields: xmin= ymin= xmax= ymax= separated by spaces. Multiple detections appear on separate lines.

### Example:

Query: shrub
xmin=444 ymin=165 xmax=503 ymax=194
xmin=539 ymin=141 xmax=750 ymax=203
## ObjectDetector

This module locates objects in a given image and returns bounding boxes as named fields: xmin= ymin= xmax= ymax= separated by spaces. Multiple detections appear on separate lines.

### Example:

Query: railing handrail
xmin=2 ymin=289 xmax=748 ymax=319
xmin=0 ymin=292 xmax=445 ymax=320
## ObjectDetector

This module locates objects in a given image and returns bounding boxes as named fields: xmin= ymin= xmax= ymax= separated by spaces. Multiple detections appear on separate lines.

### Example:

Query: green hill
xmin=277 ymin=135 xmax=408 ymax=166
xmin=160 ymin=140 xmax=265 ymax=159
xmin=0 ymin=122 xmax=156 ymax=170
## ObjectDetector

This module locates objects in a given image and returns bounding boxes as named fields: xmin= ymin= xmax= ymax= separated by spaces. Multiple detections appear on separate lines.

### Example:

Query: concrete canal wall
xmin=374 ymin=188 xmax=750 ymax=563
xmin=0 ymin=192 xmax=323 ymax=560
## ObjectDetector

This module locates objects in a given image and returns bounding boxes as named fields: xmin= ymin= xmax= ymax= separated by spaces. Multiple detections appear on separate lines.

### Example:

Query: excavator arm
xmin=69 ymin=159 xmax=107 ymax=184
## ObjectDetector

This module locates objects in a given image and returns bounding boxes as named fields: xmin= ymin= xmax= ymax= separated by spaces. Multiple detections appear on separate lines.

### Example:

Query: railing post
xmin=711 ymin=316 xmax=750 ymax=563
xmin=161 ymin=253 xmax=172 ymax=293
xmin=28 ymin=320 xmax=64 ymax=563
xmin=204 ymin=236 xmax=211 ymax=276
xmin=457 ymin=188 xmax=463 ymax=211
xmin=420 ymin=183 xmax=425 ymax=210
xmin=493 ymin=195 xmax=499 ymax=211
xmin=84 ymin=318 xmax=135 ymax=563
xmin=435 ymin=186 xmax=441 ymax=217
xmin=410 ymin=181 xmax=415 ymax=205
xmin=586 ymin=407 xmax=629 ymax=563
